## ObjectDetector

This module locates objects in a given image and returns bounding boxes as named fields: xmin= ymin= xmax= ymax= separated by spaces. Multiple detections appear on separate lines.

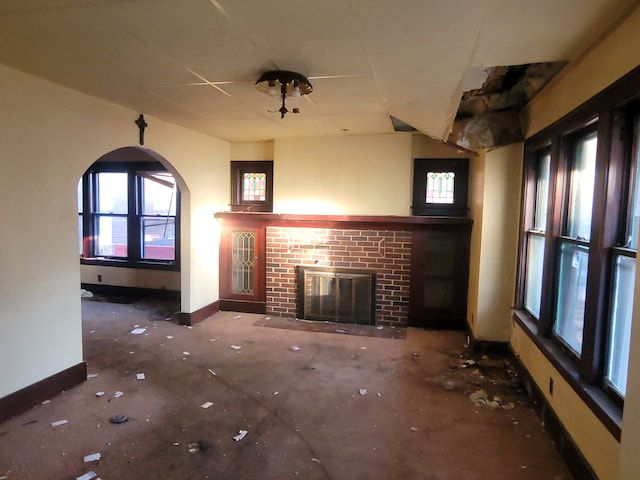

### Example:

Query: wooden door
xmin=409 ymin=226 xmax=471 ymax=329
xmin=219 ymin=225 xmax=266 ymax=313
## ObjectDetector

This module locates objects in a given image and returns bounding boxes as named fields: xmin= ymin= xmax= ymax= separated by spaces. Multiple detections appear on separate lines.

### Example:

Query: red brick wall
xmin=265 ymin=227 xmax=412 ymax=326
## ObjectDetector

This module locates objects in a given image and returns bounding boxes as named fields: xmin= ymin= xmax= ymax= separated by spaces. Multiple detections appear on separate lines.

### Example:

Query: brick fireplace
xmin=265 ymin=226 xmax=411 ymax=326
xmin=215 ymin=213 xmax=472 ymax=330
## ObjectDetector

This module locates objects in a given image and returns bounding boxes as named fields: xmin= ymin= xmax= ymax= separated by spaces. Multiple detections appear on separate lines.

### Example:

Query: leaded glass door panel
xmin=219 ymin=225 xmax=266 ymax=313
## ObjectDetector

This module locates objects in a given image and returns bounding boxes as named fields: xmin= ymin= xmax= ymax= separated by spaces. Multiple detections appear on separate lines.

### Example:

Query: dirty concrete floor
xmin=0 ymin=297 xmax=573 ymax=480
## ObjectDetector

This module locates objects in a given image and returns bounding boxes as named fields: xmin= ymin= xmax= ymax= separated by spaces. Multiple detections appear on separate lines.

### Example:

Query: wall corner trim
xmin=177 ymin=301 xmax=220 ymax=326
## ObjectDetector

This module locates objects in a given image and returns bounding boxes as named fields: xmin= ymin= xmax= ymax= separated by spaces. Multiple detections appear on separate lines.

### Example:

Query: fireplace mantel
xmin=214 ymin=212 xmax=472 ymax=230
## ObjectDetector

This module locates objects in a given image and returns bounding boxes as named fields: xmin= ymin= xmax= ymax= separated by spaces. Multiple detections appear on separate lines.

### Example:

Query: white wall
xmin=0 ymin=64 xmax=229 ymax=397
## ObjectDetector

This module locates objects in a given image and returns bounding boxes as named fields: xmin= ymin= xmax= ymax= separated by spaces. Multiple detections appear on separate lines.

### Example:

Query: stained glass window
xmin=426 ymin=171 xmax=455 ymax=204
xmin=242 ymin=173 xmax=267 ymax=202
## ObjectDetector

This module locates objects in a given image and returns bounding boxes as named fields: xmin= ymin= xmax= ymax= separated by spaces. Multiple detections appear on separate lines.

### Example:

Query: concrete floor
xmin=0 ymin=296 xmax=572 ymax=480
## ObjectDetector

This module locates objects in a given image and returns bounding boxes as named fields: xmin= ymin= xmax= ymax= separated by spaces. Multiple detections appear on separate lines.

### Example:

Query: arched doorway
xmin=78 ymin=146 xmax=189 ymax=309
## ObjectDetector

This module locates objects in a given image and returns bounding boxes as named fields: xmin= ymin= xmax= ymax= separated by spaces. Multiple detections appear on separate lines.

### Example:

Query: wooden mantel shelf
xmin=214 ymin=212 xmax=472 ymax=231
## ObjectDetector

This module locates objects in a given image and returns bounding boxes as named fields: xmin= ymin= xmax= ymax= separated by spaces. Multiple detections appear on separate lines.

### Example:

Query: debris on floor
xmin=130 ymin=327 xmax=146 ymax=335
xmin=188 ymin=440 xmax=211 ymax=453
xmin=51 ymin=419 xmax=68 ymax=427
xmin=437 ymin=346 xmax=526 ymax=412
xmin=136 ymin=373 xmax=145 ymax=380
xmin=201 ymin=401 xmax=214 ymax=409
xmin=233 ymin=430 xmax=248 ymax=442
xmin=291 ymin=345 xmax=301 ymax=351
xmin=440 ymin=378 xmax=457 ymax=391
xmin=111 ymin=391 xmax=124 ymax=399
xmin=359 ymin=389 xmax=368 ymax=396
xmin=109 ymin=415 xmax=129 ymax=424
xmin=83 ymin=452 xmax=101 ymax=463
xmin=469 ymin=389 xmax=502 ymax=409
xmin=230 ymin=345 xmax=242 ymax=350
xmin=76 ymin=471 xmax=98 ymax=480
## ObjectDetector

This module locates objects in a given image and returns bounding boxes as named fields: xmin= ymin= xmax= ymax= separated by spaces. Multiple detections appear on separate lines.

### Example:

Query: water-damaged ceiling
xmin=0 ymin=0 xmax=636 ymax=144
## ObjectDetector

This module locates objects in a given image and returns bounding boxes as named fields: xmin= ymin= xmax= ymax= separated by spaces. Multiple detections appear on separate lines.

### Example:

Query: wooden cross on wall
xmin=135 ymin=114 xmax=148 ymax=145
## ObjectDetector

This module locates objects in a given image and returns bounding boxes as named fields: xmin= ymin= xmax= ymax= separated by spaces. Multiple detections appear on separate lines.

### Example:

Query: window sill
xmin=512 ymin=309 xmax=622 ymax=441
xmin=80 ymin=257 xmax=179 ymax=271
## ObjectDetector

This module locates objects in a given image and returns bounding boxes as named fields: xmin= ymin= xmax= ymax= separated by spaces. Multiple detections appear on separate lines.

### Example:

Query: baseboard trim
xmin=81 ymin=283 xmax=180 ymax=301
xmin=466 ymin=330 xmax=509 ymax=354
xmin=177 ymin=300 xmax=220 ymax=326
xmin=510 ymin=353 xmax=598 ymax=480
xmin=219 ymin=299 xmax=267 ymax=314
xmin=0 ymin=362 xmax=87 ymax=422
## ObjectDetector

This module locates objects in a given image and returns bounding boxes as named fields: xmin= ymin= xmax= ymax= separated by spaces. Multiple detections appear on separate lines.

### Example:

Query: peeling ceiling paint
xmin=448 ymin=61 xmax=567 ymax=149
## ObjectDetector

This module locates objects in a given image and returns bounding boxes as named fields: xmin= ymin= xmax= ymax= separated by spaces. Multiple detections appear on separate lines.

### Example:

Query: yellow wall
xmin=0 ymin=64 xmax=229 ymax=397
xmin=514 ymin=6 xmax=640 ymax=480
xmin=274 ymin=134 xmax=413 ymax=215
xmin=230 ymin=141 xmax=274 ymax=161
xmin=472 ymin=144 xmax=522 ymax=341
xmin=511 ymin=326 xmax=620 ymax=480
xmin=467 ymin=151 xmax=485 ymax=335
xmin=524 ymin=6 xmax=640 ymax=138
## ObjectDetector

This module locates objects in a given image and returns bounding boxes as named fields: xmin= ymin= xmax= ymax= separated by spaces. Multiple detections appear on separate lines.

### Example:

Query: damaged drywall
xmin=449 ymin=62 xmax=567 ymax=149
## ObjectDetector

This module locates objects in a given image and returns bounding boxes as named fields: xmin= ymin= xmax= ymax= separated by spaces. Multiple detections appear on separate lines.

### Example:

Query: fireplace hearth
xmin=297 ymin=266 xmax=376 ymax=325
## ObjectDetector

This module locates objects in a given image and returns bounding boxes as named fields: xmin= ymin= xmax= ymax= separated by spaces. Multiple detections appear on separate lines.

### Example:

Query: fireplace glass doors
xmin=298 ymin=266 xmax=376 ymax=325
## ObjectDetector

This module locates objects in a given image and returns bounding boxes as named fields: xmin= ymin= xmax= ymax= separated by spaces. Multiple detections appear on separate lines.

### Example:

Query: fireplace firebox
xmin=297 ymin=266 xmax=376 ymax=325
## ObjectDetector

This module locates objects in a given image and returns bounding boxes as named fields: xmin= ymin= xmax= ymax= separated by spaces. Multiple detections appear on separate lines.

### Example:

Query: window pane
xmin=141 ymin=173 xmax=176 ymax=216
xmin=426 ymin=171 xmax=455 ymax=204
xmin=524 ymin=234 xmax=545 ymax=317
xmin=554 ymin=242 xmax=589 ymax=355
xmin=77 ymin=179 xmax=83 ymax=214
xmin=567 ymin=133 xmax=597 ymax=240
xmin=242 ymin=173 xmax=266 ymax=202
xmin=78 ymin=215 xmax=83 ymax=255
xmin=78 ymin=179 xmax=83 ymax=255
xmin=534 ymin=153 xmax=550 ymax=231
xmin=606 ymin=255 xmax=635 ymax=396
xmin=142 ymin=217 xmax=175 ymax=260
xmin=96 ymin=216 xmax=128 ymax=257
xmin=97 ymin=172 xmax=128 ymax=214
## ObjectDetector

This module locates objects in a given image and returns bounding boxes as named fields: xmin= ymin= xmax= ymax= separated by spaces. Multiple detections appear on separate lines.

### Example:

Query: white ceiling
xmin=0 ymin=0 xmax=636 ymax=143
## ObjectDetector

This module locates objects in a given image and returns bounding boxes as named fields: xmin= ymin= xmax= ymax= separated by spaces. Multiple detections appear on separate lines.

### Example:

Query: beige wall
xmin=514 ymin=7 xmax=640 ymax=480
xmin=80 ymin=265 xmax=180 ymax=291
xmin=230 ymin=141 xmax=274 ymax=161
xmin=467 ymin=152 xmax=485 ymax=336
xmin=273 ymin=134 xmax=413 ymax=215
xmin=524 ymin=5 xmax=640 ymax=138
xmin=471 ymin=144 xmax=522 ymax=341
xmin=511 ymin=326 xmax=620 ymax=480
xmin=0 ymin=64 xmax=229 ymax=397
